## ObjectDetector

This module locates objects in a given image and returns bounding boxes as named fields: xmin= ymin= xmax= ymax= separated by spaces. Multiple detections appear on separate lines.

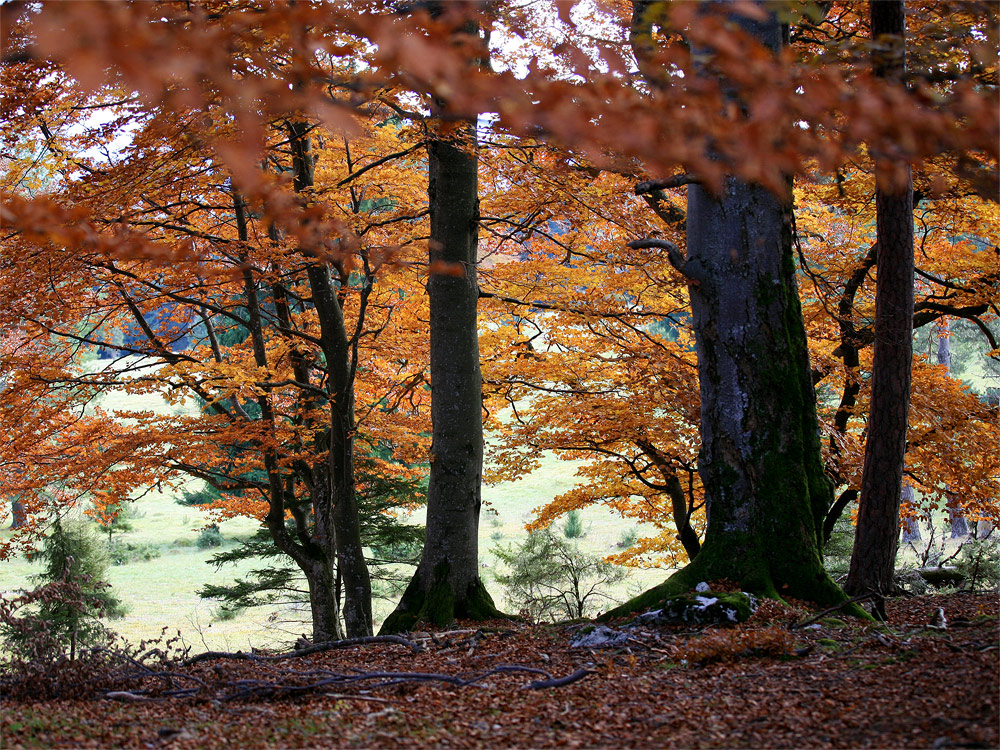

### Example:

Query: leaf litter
xmin=1 ymin=592 xmax=996 ymax=749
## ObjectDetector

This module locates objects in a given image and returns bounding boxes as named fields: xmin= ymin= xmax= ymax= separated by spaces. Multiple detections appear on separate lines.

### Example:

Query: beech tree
xmin=845 ymin=1 xmax=915 ymax=611
xmin=0 ymin=45 xmax=434 ymax=640
xmin=599 ymin=2 xmax=852 ymax=615
xmin=382 ymin=8 xmax=503 ymax=632
xmin=481 ymin=2 xmax=997 ymax=577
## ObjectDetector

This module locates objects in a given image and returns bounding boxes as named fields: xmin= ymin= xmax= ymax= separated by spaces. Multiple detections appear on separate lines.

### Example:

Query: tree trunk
xmin=605 ymin=2 xmax=858 ymax=621
xmin=302 ymin=555 xmax=343 ymax=643
xmin=381 ymin=73 xmax=502 ymax=633
xmin=936 ymin=317 xmax=971 ymax=540
xmin=290 ymin=117 xmax=373 ymax=638
xmin=900 ymin=482 xmax=921 ymax=544
xmin=10 ymin=498 xmax=25 ymax=529
xmin=845 ymin=1 xmax=914 ymax=611
xmin=235 ymin=118 xmax=375 ymax=640
xmin=305 ymin=259 xmax=374 ymax=638
xmin=936 ymin=317 xmax=951 ymax=370
xmin=948 ymin=503 xmax=970 ymax=539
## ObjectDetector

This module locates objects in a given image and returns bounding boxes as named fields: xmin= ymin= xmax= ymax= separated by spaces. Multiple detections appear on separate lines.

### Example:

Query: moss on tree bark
xmin=609 ymin=1 xmax=867 ymax=623
xmin=381 ymin=560 xmax=505 ymax=633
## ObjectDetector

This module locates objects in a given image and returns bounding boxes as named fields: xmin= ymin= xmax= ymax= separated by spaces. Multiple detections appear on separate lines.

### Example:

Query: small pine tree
xmin=20 ymin=518 xmax=125 ymax=659
xmin=563 ymin=510 xmax=585 ymax=539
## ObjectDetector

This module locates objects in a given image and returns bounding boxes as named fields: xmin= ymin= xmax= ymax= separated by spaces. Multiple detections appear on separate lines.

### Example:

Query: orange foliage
xmin=0 ymin=1 xmax=997 ymax=568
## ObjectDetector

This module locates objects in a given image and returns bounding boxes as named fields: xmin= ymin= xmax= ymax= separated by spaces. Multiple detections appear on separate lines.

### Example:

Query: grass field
xmin=0 ymin=356 xmax=666 ymax=649
xmin=1 ymin=456 xmax=665 ymax=651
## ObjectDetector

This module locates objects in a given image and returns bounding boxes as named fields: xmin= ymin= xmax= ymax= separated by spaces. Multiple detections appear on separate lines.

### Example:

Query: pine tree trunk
xmin=380 ymin=94 xmax=501 ymax=634
xmin=845 ymin=0 xmax=914 ymax=610
xmin=607 ymin=3 xmax=857 ymax=619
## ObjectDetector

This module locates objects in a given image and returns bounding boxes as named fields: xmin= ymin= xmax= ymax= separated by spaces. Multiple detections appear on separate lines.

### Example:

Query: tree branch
xmin=635 ymin=174 xmax=698 ymax=194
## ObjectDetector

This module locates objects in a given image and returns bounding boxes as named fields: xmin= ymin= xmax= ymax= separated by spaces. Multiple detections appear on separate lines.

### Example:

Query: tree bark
xmin=304 ymin=259 xmax=374 ymax=637
xmin=302 ymin=555 xmax=343 ymax=643
xmin=845 ymin=1 xmax=914 ymax=610
xmin=900 ymin=482 xmax=921 ymax=544
xmin=607 ymin=2 xmax=858 ymax=619
xmin=935 ymin=317 xmax=970 ymax=539
xmin=10 ymin=498 xmax=25 ymax=529
xmin=290 ymin=120 xmax=373 ymax=638
xmin=231 ymin=119 xmax=375 ymax=640
xmin=936 ymin=317 xmax=951 ymax=371
xmin=381 ymin=21 xmax=502 ymax=632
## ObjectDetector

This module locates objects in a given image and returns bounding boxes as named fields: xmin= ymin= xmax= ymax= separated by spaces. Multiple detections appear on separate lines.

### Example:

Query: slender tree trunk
xmin=822 ymin=244 xmax=876 ymax=542
xmin=900 ymin=482 xmax=921 ymax=544
xmin=936 ymin=317 xmax=971 ymax=539
xmin=293 ymin=121 xmax=373 ymax=638
xmin=381 ymin=19 xmax=502 ymax=631
xmin=845 ymin=1 xmax=914 ymax=612
xmin=637 ymin=439 xmax=701 ymax=560
xmin=936 ymin=317 xmax=951 ymax=371
xmin=235 ymin=121 xmax=375 ymax=639
xmin=608 ymin=3 xmax=858 ymax=619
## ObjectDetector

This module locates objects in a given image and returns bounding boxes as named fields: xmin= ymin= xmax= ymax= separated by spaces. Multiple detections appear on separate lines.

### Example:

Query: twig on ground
xmin=526 ymin=668 xmax=596 ymax=690
xmin=182 ymin=634 xmax=422 ymax=665
xmin=323 ymin=693 xmax=393 ymax=703
xmin=790 ymin=593 xmax=876 ymax=630
xmin=104 ymin=691 xmax=150 ymax=701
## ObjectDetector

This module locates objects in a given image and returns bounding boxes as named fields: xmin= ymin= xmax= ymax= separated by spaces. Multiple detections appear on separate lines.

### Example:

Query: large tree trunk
xmin=381 ymin=66 xmax=502 ymax=634
xmin=607 ymin=3 xmax=857 ymax=619
xmin=844 ymin=2 xmax=914 ymax=611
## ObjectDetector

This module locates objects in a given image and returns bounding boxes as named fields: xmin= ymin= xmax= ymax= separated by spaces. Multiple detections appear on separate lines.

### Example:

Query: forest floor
xmin=1 ymin=591 xmax=997 ymax=750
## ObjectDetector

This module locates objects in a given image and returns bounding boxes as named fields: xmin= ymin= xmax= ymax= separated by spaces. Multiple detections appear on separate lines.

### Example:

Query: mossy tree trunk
xmin=381 ymin=19 xmax=502 ymax=632
xmin=608 ymin=3 xmax=860 ymax=620
xmin=381 ymin=119 xmax=502 ymax=634
xmin=844 ymin=0 xmax=914 ymax=612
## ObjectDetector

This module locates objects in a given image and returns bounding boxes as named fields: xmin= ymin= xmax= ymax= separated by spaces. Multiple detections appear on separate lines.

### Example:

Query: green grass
xmin=2 ymin=456 xmax=665 ymax=649
xmin=0 ymin=358 xmax=667 ymax=649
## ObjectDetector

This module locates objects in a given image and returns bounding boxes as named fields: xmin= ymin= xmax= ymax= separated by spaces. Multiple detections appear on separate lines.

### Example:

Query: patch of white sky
xmin=78 ymin=106 xmax=141 ymax=165
xmin=479 ymin=0 xmax=631 ymax=136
